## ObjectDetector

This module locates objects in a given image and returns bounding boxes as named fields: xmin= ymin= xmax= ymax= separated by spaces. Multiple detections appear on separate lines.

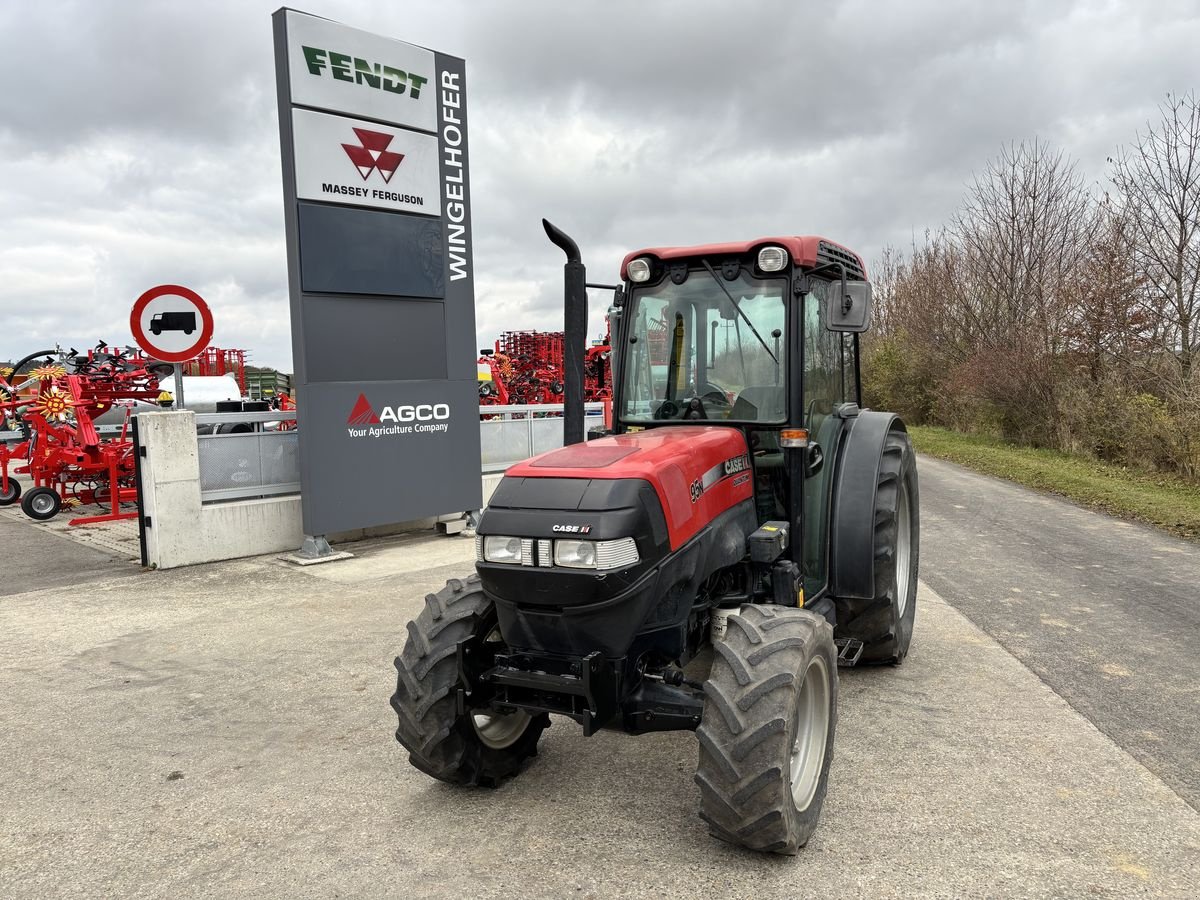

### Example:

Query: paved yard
xmin=3 ymin=531 xmax=1198 ymax=898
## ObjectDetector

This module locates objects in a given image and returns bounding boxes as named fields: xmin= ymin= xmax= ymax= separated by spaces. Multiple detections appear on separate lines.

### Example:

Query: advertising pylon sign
xmin=273 ymin=9 xmax=481 ymax=541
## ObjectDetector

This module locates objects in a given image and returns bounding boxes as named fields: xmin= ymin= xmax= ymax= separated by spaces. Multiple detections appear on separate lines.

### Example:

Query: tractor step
xmin=834 ymin=638 xmax=864 ymax=668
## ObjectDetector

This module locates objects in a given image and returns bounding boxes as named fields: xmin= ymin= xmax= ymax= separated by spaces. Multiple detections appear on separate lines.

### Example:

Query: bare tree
xmin=1064 ymin=195 xmax=1150 ymax=383
xmin=1111 ymin=92 xmax=1200 ymax=379
xmin=954 ymin=140 xmax=1095 ymax=355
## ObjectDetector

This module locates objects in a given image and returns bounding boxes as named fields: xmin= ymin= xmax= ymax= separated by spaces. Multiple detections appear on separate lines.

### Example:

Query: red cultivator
xmin=477 ymin=329 xmax=612 ymax=406
xmin=0 ymin=345 xmax=164 ymax=524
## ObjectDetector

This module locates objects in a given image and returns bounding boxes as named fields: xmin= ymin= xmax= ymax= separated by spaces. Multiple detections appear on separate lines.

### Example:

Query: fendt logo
xmin=342 ymin=128 xmax=403 ymax=183
xmin=302 ymin=46 xmax=428 ymax=99
xmin=346 ymin=393 xmax=451 ymax=438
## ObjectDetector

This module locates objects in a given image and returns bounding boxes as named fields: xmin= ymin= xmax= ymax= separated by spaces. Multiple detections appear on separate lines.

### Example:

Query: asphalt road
xmin=0 ymin=504 xmax=140 ymax=594
xmin=918 ymin=455 xmax=1200 ymax=811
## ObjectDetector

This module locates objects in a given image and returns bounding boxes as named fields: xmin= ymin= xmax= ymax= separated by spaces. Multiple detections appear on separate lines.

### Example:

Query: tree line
xmin=864 ymin=92 xmax=1200 ymax=477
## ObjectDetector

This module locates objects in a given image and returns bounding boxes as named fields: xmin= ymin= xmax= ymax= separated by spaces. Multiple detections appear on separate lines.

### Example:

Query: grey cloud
xmin=1 ymin=0 xmax=1197 ymax=371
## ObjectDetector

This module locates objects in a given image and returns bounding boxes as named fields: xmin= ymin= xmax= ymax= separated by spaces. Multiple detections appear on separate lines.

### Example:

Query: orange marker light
xmin=780 ymin=428 xmax=809 ymax=449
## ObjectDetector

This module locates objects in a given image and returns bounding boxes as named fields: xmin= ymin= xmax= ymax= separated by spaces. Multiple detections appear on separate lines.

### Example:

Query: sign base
xmin=281 ymin=533 xmax=355 ymax=566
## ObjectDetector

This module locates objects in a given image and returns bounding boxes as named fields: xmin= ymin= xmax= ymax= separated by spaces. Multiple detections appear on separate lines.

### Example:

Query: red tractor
xmin=392 ymin=223 xmax=919 ymax=853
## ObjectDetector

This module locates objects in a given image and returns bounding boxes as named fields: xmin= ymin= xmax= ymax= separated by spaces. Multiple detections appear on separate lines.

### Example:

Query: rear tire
xmin=695 ymin=605 xmax=838 ymax=854
xmin=835 ymin=426 xmax=919 ymax=664
xmin=21 ymin=486 xmax=61 ymax=521
xmin=0 ymin=478 xmax=20 ymax=506
xmin=391 ymin=574 xmax=548 ymax=787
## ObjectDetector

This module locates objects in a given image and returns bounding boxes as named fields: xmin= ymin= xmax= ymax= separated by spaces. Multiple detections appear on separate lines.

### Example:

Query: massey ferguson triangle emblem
xmin=342 ymin=128 xmax=404 ymax=183
xmin=347 ymin=393 xmax=380 ymax=425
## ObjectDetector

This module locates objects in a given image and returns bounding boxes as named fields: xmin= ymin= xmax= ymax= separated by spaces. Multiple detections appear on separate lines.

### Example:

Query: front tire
xmin=391 ymin=574 xmax=548 ymax=787
xmin=21 ymin=486 xmax=61 ymax=521
xmin=835 ymin=426 xmax=920 ymax=663
xmin=695 ymin=605 xmax=838 ymax=854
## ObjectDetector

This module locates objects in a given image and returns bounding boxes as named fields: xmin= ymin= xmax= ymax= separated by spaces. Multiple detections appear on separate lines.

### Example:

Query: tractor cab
xmin=611 ymin=237 xmax=873 ymax=600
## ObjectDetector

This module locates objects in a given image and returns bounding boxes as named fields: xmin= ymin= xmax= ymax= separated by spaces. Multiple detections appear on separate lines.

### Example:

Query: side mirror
xmin=826 ymin=280 xmax=873 ymax=333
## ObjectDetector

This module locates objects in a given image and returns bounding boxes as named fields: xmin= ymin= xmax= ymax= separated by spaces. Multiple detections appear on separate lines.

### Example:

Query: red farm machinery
xmin=478 ymin=329 xmax=612 ymax=406
xmin=0 ymin=345 xmax=168 ymax=523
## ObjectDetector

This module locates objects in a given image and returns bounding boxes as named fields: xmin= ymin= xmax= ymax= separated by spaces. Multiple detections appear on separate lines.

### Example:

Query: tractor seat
xmin=731 ymin=385 xmax=786 ymax=422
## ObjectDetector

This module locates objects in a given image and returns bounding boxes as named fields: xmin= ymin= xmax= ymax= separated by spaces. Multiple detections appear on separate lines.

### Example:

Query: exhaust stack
xmin=542 ymin=218 xmax=586 ymax=446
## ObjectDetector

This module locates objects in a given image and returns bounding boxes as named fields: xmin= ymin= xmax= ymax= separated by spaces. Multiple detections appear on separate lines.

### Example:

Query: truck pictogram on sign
xmin=150 ymin=312 xmax=197 ymax=336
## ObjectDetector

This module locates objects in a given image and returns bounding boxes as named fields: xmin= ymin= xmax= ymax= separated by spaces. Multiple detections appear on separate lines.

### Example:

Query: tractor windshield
xmin=621 ymin=271 xmax=787 ymax=423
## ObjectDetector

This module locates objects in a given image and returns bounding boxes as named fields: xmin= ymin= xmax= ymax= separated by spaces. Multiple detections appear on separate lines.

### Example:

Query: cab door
xmin=800 ymin=279 xmax=850 ymax=598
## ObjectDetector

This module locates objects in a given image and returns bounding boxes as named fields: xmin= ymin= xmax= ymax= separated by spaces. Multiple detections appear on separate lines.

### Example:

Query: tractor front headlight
xmin=553 ymin=537 xmax=640 ymax=570
xmin=554 ymin=539 xmax=598 ymax=569
xmin=483 ymin=535 xmax=524 ymax=564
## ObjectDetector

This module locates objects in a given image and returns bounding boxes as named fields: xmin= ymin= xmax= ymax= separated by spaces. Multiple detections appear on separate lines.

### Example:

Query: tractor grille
xmin=817 ymin=240 xmax=865 ymax=280
xmin=594 ymin=537 xmax=640 ymax=570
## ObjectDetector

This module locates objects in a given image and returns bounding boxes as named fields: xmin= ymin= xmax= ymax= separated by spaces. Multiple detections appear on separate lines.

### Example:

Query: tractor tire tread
xmin=695 ymin=605 xmax=838 ymax=855
xmin=391 ymin=575 xmax=546 ymax=787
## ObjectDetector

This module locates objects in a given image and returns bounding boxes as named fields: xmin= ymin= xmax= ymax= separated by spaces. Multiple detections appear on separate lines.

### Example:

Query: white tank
xmin=93 ymin=374 xmax=242 ymax=427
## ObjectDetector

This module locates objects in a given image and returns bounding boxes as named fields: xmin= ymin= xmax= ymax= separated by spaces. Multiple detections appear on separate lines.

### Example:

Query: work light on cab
xmin=627 ymin=257 xmax=652 ymax=282
xmin=757 ymin=245 xmax=788 ymax=272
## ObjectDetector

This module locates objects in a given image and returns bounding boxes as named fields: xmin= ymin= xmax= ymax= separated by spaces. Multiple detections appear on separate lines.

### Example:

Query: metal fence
xmin=195 ymin=411 xmax=300 ymax=503
xmin=480 ymin=403 xmax=606 ymax=473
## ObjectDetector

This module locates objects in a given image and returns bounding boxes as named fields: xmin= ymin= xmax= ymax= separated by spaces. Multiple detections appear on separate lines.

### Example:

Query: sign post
xmin=130 ymin=284 xmax=215 ymax=409
xmin=273 ymin=10 xmax=481 ymax=556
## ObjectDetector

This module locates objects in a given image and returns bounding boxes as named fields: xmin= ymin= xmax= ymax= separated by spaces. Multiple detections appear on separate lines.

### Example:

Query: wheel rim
xmin=31 ymin=493 xmax=56 ymax=515
xmin=895 ymin=480 xmax=912 ymax=618
xmin=470 ymin=625 xmax=531 ymax=750
xmin=789 ymin=654 xmax=831 ymax=812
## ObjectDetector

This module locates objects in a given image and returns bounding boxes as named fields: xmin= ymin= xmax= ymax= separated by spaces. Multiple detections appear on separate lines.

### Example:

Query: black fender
xmin=828 ymin=410 xmax=905 ymax=600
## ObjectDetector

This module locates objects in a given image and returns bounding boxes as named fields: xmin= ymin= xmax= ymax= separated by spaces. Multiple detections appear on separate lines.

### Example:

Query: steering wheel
xmin=697 ymin=382 xmax=733 ymax=415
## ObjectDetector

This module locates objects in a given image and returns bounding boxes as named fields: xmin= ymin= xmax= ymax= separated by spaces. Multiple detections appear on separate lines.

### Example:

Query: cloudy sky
xmin=1 ymin=0 xmax=1197 ymax=372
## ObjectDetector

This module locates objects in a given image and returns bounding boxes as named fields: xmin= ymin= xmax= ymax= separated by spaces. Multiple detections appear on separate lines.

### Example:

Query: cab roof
xmin=620 ymin=236 xmax=866 ymax=281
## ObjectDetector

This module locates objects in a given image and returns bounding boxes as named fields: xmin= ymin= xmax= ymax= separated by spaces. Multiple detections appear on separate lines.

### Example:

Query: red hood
xmin=505 ymin=426 xmax=754 ymax=550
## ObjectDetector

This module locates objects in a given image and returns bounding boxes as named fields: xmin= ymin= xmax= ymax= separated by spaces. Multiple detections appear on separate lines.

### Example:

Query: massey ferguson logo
xmin=342 ymin=128 xmax=403 ymax=183
xmin=321 ymin=128 xmax=425 ymax=206
xmin=346 ymin=393 xmax=451 ymax=438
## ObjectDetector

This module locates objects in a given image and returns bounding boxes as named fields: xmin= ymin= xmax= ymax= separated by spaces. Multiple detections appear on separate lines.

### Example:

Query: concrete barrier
xmin=137 ymin=412 xmax=460 ymax=570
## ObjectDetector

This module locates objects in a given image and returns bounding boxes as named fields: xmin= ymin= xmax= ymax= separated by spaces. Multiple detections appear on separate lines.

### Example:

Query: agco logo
xmin=346 ymin=393 xmax=451 ymax=437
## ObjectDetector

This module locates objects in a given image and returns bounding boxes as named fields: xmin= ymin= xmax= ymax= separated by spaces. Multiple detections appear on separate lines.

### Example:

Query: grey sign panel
xmin=298 ymin=203 xmax=444 ymax=298
xmin=301 ymin=296 xmax=447 ymax=383
xmin=299 ymin=379 xmax=482 ymax=534
xmin=274 ymin=9 xmax=481 ymax=537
